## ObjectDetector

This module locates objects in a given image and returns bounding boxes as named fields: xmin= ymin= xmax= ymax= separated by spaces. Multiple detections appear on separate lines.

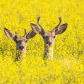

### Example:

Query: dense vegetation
xmin=0 ymin=0 xmax=84 ymax=84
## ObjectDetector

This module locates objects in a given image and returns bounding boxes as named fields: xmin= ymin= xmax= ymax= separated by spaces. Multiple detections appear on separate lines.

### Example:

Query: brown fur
xmin=31 ymin=17 xmax=68 ymax=60
xmin=4 ymin=28 xmax=36 ymax=61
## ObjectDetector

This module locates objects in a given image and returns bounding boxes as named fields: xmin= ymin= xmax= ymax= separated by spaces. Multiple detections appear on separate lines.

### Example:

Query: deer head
xmin=30 ymin=17 xmax=68 ymax=60
xmin=4 ymin=28 xmax=36 ymax=61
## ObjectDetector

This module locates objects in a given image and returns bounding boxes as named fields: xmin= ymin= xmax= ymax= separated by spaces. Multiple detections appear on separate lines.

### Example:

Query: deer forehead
xmin=42 ymin=31 xmax=55 ymax=36
xmin=16 ymin=36 xmax=27 ymax=41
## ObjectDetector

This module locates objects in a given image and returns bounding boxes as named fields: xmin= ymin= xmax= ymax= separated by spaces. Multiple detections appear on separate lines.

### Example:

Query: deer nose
xmin=46 ymin=42 xmax=52 ymax=45
xmin=19 ymin=46 xmax=24 ymax=50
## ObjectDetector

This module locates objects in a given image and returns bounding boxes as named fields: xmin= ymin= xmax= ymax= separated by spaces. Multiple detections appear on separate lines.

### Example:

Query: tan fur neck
xmin=43 ymin=44 xmax=54 ymax=60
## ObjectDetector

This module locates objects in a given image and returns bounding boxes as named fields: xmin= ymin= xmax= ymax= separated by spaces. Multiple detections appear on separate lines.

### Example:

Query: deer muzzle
xmin=19 ymin=46 xmax=24 ymax=50
xmin=46 ymin=42 xmax=52 ymax=46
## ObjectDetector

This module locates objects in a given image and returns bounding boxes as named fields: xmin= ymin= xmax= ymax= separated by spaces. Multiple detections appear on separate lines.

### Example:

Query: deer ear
xmin=30 ymin=23 xmax=41 ymax=34
xmin=55 ymin=23 xmax=68 ymax=35
xmin=4 ymin=28 xmax=15 ymax=39
xmin=26 ymin=30 xmax=36 ymax=39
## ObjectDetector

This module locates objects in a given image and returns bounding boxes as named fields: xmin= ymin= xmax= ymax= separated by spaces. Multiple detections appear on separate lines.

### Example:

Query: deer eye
xmin=43 ymin=36 xmax=46 ymax=38
xmin=25 ymin=40 xmax=27 ymax=43
xmin=53 ymin=36 xmax=55 ymax=38
xmin=16 ymin=41 xmax=18 ymax=43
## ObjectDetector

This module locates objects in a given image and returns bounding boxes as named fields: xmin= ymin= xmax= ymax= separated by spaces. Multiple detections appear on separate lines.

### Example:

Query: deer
xmin=4 ymin=28 xmax=36 ymax=61
xmin=30 ymin=17 xmax=68 ymax=60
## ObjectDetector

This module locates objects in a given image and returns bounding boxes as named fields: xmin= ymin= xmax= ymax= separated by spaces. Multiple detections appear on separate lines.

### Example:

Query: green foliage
xmin=0 ymin=0 xmax=84 ymax=84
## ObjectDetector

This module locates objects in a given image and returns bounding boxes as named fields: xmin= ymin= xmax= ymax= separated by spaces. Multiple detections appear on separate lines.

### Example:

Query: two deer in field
xmin=4 ymin=17 xmax=68 ymax=61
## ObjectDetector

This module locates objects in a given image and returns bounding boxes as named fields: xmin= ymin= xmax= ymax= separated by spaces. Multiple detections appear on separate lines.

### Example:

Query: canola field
xmin=0 ymin=0 xmax=84 ymax=84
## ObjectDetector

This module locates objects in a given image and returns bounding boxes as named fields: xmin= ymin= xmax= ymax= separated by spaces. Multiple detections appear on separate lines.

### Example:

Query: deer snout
xmin=19 ymin=46 xmax=24 ymax=50
xmin=46 ymin=42 xmax=52 ymax=46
